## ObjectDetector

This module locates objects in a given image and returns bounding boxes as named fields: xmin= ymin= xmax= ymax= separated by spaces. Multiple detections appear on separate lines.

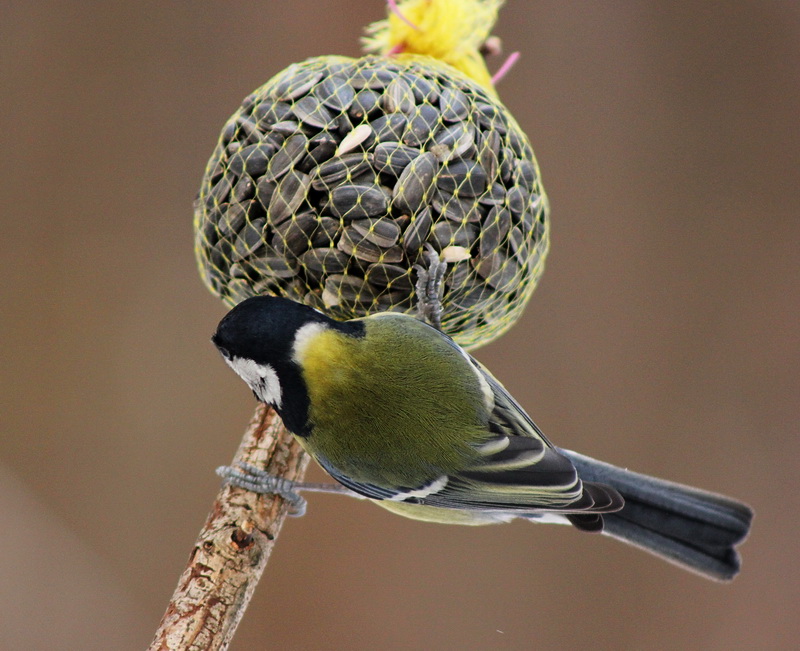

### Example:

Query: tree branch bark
xmin=148 ymin=404 xmax=308 ymax=651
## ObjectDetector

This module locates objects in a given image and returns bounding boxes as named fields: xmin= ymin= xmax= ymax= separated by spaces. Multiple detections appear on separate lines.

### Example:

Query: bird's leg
xmin=216 ymin=462 xmax=364 ymax=517
xmin=413 ymin=243 xmax=447 ymax=331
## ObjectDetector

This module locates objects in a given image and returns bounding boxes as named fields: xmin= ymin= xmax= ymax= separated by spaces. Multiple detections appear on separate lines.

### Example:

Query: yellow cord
xmin=362 ymin=0 xmax=504 ymax=93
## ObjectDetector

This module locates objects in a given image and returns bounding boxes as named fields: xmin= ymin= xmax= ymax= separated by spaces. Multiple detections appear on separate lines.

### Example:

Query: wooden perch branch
xmin=148 ymin=404 xmax=309 ymax=651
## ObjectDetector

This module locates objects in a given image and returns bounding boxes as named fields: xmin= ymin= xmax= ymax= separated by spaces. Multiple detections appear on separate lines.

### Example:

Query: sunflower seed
xmin=437 ymin=160 xmax=487 ymax=197
xmin=479 ymin=207 xmax=512 ymax=258
xmin=264 ymin=133 xmax=308 ymax=182
xmin=335 ymin=111 xmax=356 ymax=137
xmin=349 ymin=90 xmax=381 ymax=120
xmin=499 ymin=147 xmax=515 ymax=182
xmin=241 ymin=92 xmax=257 ymax=112
xmin=207 ymin=158 xmax=226 ymax=184
xmin=393 ymin=213 xmax=410 ymax=229
xmin=533 ymin=218 xmax=547 ymax=243
xmin=323 ymin=274 xmax=376 ymax=307
xmin=210 ymin=239 xmax=233 ymax=272
xmin=474 ymin=103 xmax=508 ymax=134
xmin=315 ymin=75 xmax=356 ymax=111
xmin=311 ymin=153 xmax=372 ymax=190
xmin=270 ymin=120 xmax=301 ymax=136
xmin=350 ymin=217 xmax=401 ymax=248
xmin=300 ymin=137 xmax=338 ymax=171
xmin=273 ymin=68 xmax=323 ymax=101
xmin=530 ymin=192 xmax=545 ymax=214
xmin=401 ymin=207 xmax=432 ymax=252
xmin=392 ymin=151 xmax=438 ymax=214
xmin=217 ymin=201 xmax=247 ymax=238
xmin=339 ymin=227 xmax=404 ymax=264
xmin=234 ymin=116 xmax=260 ymax=144
xmin=337 ymin=228 xmax=384 ymax=263
xmin=208 ymin=175 xmax=232 ymax=206
xmin=478 ymin=130 xmax=501 ymax=182
xmin=307 ymin=216 xmax=339 ymax=247
xmin=272 ymin=212 xmax=318 ymax=256
xmin=346 ymin=168 xmax=380 ymax=187
xmin=248 ymin=255 xmax=299 ymax=279
xmin=249 ymin=275 xmax=281 ymax=295
xmin=233 ymin=218 xmax=266 ymax=260
xmin=403 ymin=103 xmax=440 ymax=147
xmin=441 ymin=246 xmax=471 ymax=264
xmin=263 ymin=131 xmax=286 ymax=153
xmin=293 ymin=95 xmax=336 ymax=129
xmin=431 ymin=222 xmax=477 ymax=249
xmin=507 ymin=128 xmax=528 ymax=158
xmin=254 ymin=101 xmax=292 ymax=128
xmin=256 ymin=177 xmax=277 ymax=212
xmin=508 ymin=226 xmax=525 ymax=258
xmin=220 ymin=120 xmax=237 ymax=146
xmin=506 ymin=186 xmax=529 ymax=216
xmin=375 ymin=289 xmax=412 ymax=309
xmin=371 ymin=113 xmax=408 ymax=142
xmin=302 ymin=290 xmax=327 ymax=310
xmin=243 ymin=144 xmax=274 ymax=177
xmin=337 ymin=124 xmax=373 ymax=155
xmin=268 ymin=169 xmax=311 ymax=223
xmin=229 ymin=262 xmax=249 ymax=279
xmin=299 ymin=247 xmax=349 ymax=273
xmin=406 ymin=74 xmax=439 ymax=103
xmin=438 ymin=87 xmax=470 ymax=122
xmin=450 ymin=280 xmax=496 ymax=309
xmin=383 ymin=77 xmax=415 ymax=114
xmin=232 ymin=176 xmax=255 ymax=202
xmin=431 ymin=123 xmax=475 ymax=162
xmin=478 ymin=182 xmax=507 ymax=206
xmin=365 ymin=263 xmax=413 ymax=290
xmin=350 ymin=67 xmax=395 ymax=89
xmin=472 ymin=251 xmax=517 ymax=290
xmin=433 ymin=190 xmax=482 ymax=223
xmin=329 ymin=184 xmax=390 ymax=219
xmin=373 ymin=141 xmax=421 ymax=175
xmin=200 ymin=211 xmax=220 ymax=246
xmin=226 ymin=278 xmax=255 ymax=304
xmin=513 ymin=158 xmax=537 ymax=193
xmin=445 ymin=260 xmax=471 ymax=287
xmin=379 ymin=246 xmax=404 ymax=263
xmin=227 ymin=146 xmax=251 ymax=177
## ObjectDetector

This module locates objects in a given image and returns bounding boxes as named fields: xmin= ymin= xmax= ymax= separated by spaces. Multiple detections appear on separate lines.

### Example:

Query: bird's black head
xmin=211 ymin=296 xmax=362 ymax=433
xmin=212 ymin=295 xmax=332 ymax=367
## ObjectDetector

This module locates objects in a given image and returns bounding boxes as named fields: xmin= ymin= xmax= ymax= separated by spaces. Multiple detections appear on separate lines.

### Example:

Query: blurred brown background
xmin=2 ymin=1 xmax=798 ymax=649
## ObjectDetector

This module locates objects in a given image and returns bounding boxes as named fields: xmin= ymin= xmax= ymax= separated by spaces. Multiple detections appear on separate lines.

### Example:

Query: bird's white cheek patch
xmin=228 ymin=357 xmax=282 ymax=408
xmin=291 ymin=321 xmax=328 ymax=364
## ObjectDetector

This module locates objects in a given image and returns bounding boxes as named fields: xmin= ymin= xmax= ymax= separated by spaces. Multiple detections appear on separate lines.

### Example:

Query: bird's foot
xmin=413 ymin=243 xmax=447 ymax=330
xmin=216 ymin=462 xmax=362 ymax=516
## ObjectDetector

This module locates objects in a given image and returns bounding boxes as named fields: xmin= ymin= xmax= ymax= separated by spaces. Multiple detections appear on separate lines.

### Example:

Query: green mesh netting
xmin=194 ymin=54 xmax=549 ymax=349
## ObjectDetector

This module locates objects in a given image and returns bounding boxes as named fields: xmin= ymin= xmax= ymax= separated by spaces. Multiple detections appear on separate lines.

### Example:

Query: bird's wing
xmin=414 ymin=355 xmax=623 ymax=518
xmin=321 ymin=322 xmax=623 ymax=520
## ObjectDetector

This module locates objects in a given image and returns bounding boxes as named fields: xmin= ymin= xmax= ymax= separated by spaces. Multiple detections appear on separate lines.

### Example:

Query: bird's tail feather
xmin=559 ymin=448 xmax=753 ymax=581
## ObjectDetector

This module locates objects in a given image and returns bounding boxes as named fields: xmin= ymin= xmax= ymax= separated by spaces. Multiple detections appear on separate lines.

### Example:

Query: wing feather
xmin=402 ymin=331 xmax=624 ymax=516
xmin=319 ymin=318 xmax=624 ymax=519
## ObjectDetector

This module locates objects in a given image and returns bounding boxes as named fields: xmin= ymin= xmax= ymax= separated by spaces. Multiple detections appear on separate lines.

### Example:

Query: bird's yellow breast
xmin=293 ymin=315 xmax=490 ymax=488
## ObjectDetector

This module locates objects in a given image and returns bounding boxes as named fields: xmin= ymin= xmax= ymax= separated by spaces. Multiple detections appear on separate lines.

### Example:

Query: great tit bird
xmin=212 ymin=295 xmax=752 ymax=581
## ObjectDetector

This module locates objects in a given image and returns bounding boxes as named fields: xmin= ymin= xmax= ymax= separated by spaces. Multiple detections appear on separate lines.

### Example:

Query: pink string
xmin=491 ymin=51 xmax=520 ymax=84
xmin=388 ymin=0 xmax=420 ymax=31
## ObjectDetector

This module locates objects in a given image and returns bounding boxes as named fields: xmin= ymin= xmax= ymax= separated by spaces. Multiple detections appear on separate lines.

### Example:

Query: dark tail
xmin=560 ymin=449 xmax=753 ymax=581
